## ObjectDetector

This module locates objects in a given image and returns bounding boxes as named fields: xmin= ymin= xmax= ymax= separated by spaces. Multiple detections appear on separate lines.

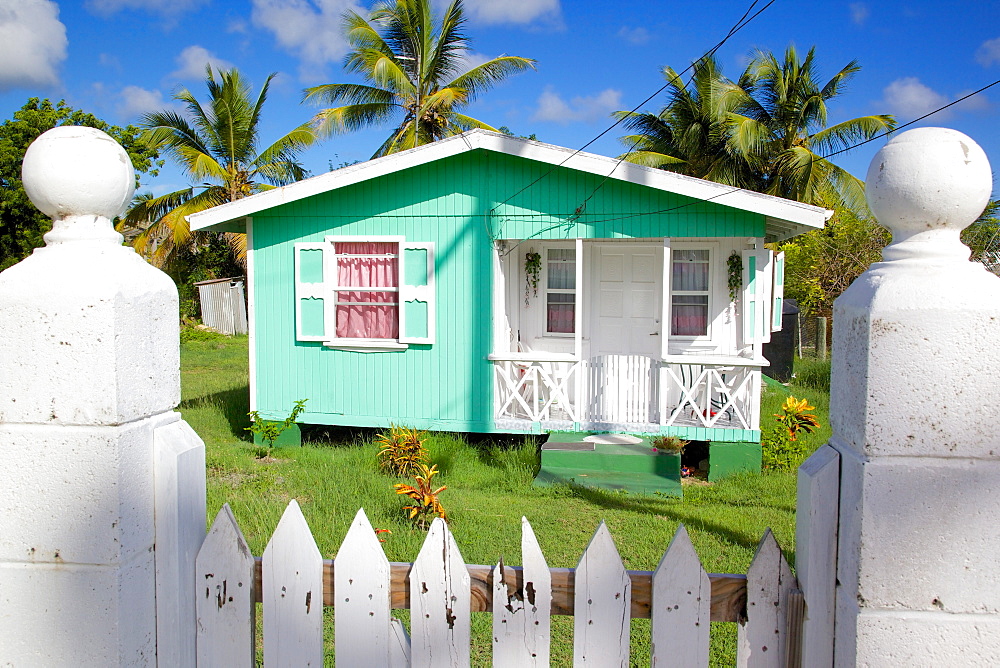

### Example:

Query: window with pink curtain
xmin=670 ymin=249 xmax=710 ymax=336
xmin=334 ymin=242 xmax=399 ymax=339
xmin=546 ymin=248 xmax=575 ymax=333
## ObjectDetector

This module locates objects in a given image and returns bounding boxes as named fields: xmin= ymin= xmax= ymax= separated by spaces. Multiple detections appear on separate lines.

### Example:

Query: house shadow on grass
xmin=179 ymin=384 xmax=251 ymax=440
xmin=566 ymin=483 xmax=778 ymax=556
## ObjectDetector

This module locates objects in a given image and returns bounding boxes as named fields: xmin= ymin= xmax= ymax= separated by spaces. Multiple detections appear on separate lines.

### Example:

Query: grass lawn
xmin=181 ymin=335 xmax=832 ymax=666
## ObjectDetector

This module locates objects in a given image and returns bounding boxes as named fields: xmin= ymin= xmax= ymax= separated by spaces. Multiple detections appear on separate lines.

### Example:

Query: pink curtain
xmin=335 ymin=242 xmax=398 ymax=339
xmin=547 ymin=300 xmax=574 ymax=333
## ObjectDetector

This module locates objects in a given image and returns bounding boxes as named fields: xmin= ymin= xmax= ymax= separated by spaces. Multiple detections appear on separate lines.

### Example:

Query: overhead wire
xmin=490 ymin=0 xmax=775 ymax=220
xmin=493 ymin=0 xmax=778 ymax=254
xmin=517 ymin=77 xmax=1000 ymax=230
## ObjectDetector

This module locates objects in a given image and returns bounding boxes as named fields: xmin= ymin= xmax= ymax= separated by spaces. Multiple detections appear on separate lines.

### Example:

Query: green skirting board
xmin=708 ymin=441 xmax=762 ymax=481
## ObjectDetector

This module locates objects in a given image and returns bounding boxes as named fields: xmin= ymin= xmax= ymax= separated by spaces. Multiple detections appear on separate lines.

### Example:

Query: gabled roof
xmin=188 ymin=129 xmax=832 ymax=241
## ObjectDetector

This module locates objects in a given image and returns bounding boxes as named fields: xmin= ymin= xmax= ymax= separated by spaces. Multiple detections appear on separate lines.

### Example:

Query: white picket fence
xmin=195 ymin=501 xmax=801 ymax=666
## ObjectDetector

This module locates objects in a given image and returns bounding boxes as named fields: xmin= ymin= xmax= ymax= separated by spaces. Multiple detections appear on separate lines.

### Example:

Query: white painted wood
xmin=651 ymin=525 xmax=710 ymax=667
xmin=154 ymin=420 xmax=206 ymax=668
xmin=737 ymin=529 xmax=795 ymax=668
xmin=246 ymin=217 xmax=257 ymax=412
xmin=410 ymin=518 xmax=471 ymax=668
xmin=574 ymin=521 xmax=630 ymax=666
xmin=263 ymin=500 xmax=324 ymax=667
xmin=493 ymin=517 xmax=551 ymax=667
xmin=335 ymin=508 xmax=393 ymax=667
xmin=196 ymin=504 xmax=256 ymax=667
xmin=390 ymin=617 xmax=412 ymax=668
xmin=770 ymin=251 xmax=785 ymax=332
xmin=796 ymin=445 xmax=840 ymax=668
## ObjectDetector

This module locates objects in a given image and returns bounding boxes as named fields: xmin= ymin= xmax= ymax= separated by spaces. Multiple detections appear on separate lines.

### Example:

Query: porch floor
xmin=534 ymin=432 xmax=683 ymax=497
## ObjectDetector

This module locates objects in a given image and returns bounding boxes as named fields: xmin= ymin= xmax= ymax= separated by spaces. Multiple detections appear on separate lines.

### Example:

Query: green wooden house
xmin=189 ymin=130 xmax=829 ymax=480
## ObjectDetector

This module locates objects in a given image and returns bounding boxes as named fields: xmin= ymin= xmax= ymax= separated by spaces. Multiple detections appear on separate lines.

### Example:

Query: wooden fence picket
xmin=737 ymin=529 xmax=795 ymax=668
xmin=195 ymin=504 xmax=255 ymax=667
xmin=334 ymin=508 xmax=395 ymax=667
xmin=410 ymin=517 xmax=471 ymax=668
xmin=263 ymin=500 xmax=324 ymax=667
xmin=651 ymin=524 xmax=711 ymax=667
xmin=574 ymin=521 xmax=631 ymax=666
xmin=193 ymin=505 xmax=800 ymax=666
xmin=492 ymin=517 xmax=552 ymax=667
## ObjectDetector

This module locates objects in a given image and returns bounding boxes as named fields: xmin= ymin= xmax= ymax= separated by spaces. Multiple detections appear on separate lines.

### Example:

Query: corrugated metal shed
xmin=194 ymin=277 xmax=248 ymax=335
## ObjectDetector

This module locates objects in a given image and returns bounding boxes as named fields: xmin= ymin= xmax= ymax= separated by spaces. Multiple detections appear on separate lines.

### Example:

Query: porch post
xmin=804 ymin=127 xmax=1000 ymax=665
xmin=0 ymin=127 xmax=205 ymax=664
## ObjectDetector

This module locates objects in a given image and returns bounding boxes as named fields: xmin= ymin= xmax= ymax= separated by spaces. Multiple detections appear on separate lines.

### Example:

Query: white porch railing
xmin=659 ymin=354 xmax=768 ymax=430
xmin=490 ymin=353 xmax=583 ymax=422
xmin=491 ymin=353 xmax=767 ymax=430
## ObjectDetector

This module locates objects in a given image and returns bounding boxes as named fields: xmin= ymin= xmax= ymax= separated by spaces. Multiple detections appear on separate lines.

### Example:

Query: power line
xmin=489 ymin=0 xmax=776 ymax=219
xmin=822 ymin=77 xmax=1000 ymax=160
xmin=535 ymin=77 xmax=1000 ymax=230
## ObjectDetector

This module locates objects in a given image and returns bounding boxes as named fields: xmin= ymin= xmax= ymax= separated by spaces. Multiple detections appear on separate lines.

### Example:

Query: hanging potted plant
xmin=727 ymin=251 xmax=743 ymax=306
xmin=524 ymin=249 xmax=541 ymax=306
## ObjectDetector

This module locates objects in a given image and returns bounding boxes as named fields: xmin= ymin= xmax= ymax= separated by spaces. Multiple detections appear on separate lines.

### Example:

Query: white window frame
xmin=668 ymin=242 xmax=717 ymax=343
xmin=293 ymin=235 xmax=435 ymax=352
xmin=542 ymin=245 xmax=577 ymax=337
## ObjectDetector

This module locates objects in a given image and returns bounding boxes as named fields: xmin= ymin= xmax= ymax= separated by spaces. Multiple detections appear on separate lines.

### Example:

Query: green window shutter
xmin=742 ymin=250 xmax=773 ymax=345
xmin=294 ymin=242 xmax=329 ymax=341
xmin=771 ymin=251 xmax=785 ymax=332
xmin=398 ymin=241 xmax=435 ymax=345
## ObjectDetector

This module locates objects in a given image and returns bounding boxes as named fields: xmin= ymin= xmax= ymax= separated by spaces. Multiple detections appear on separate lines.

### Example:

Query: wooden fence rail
xmin=196 ymin=501 xmax=800 ymax=667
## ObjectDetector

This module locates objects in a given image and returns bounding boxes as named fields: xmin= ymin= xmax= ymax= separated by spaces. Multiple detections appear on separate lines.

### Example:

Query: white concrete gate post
xmin=797 ymin=127 xmax=1000 ymax=666
xmin=0 ymin=126 xmax=206 ymax=665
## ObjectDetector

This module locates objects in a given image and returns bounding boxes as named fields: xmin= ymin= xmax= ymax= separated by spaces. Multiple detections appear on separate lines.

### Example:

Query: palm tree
xmin=730 ymin=45 xmax=896 ymax=211
xmin=304 ymin=0 xmax=535 ymax=158
xmin=614 ymin=57 xmax=760 ymax=189
xmin=121 ymin=66 xmax=316 ymax=267
xmin=616 ymin=47 xmax=895 ymax=213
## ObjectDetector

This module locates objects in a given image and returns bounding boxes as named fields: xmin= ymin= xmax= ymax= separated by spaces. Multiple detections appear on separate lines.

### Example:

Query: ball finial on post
xmin=21 ymin=125 xmax=135 ymax=245
xmin=865 ymin=127 xmax=992 ymax=262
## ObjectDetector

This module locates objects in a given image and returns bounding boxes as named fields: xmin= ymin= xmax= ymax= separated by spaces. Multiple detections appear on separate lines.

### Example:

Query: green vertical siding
xmin=251 ymin=149 xmax=766 ymax=432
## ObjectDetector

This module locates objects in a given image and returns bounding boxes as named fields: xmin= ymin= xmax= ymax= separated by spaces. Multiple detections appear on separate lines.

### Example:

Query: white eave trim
xmin=187 ymin=129 xmax=832 ymax=234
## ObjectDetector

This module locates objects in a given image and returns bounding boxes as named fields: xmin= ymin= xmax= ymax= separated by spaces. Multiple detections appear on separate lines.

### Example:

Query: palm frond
xmin=808 ymin=115 xmax=896 ymax=155
xmin=448 ymin=56 xmax=536 ymax=103
xmin=311 ymin=103 xmax=402 ymax=137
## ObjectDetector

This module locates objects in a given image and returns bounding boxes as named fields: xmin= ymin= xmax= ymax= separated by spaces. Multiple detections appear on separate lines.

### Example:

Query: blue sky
xmin=2 ymin=0 xmax=998 ymax=200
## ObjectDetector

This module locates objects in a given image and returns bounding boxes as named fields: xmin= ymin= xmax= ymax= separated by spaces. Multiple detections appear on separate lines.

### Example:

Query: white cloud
xmin=99 ymin=53 xmax=122 ymax=70
xmin=118 ymin=85 xmax=170 ymax=119
xmin=251 ymin=0 xmax=363 ymax=82
xmin=86 ymin=0 xmax=206 ymax=14
xmin=881 ymin=77 xmax=951 ymax=119
xmin=849 ymin=2 xmax=869 ymax=26
xmin=169 ymin=45 xmax=235 ymax=81
xmin=975 ymin=37 xmax=1000 ymax=67
xmin=954 ymin=89 xmax=992 ymax=113
xmin=532 ymin=86 xmax=622 ymax=124
xmin=0 ymin=0 xmax=67 ymax=91
xmin=617 ymin=26 xmax=651 ymax=45
xmin=461 ymin=0 xmax=561 ymax=25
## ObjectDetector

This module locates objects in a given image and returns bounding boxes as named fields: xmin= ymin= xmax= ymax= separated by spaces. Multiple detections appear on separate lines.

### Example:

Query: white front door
xmin=588 ymin=244 xmax=663 ymax=422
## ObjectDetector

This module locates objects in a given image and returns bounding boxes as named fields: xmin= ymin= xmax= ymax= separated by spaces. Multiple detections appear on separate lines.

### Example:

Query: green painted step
xmin=534 ymin=467 xmax=683 ymax=497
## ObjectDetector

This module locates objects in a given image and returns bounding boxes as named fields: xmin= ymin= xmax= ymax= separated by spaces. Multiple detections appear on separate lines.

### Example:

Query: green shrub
xmin=180 ymin=325 xmax=229 ymax=343
xmin=761 ymin=425 xmax=810 ymax=472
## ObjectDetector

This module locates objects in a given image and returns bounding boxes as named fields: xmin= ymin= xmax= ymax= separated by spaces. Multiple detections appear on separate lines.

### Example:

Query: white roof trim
xmin=188 ymin=129 xmax=832 ymax=237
